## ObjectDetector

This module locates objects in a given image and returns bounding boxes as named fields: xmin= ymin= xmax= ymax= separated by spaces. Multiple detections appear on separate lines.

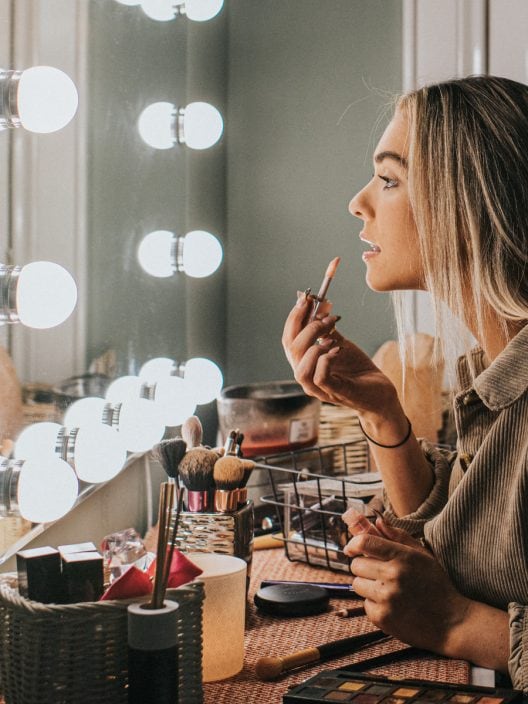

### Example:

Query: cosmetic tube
xmin=127 ymin=600 xmax=179 ymax=704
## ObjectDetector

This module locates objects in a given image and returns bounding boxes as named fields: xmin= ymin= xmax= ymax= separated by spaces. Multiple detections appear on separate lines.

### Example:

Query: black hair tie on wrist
xmin=358 ymin=415 xmax=412 ymax=449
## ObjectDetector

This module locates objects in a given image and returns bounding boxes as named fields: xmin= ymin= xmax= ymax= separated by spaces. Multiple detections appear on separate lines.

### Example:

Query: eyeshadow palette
xmin=282 ymin=670 xmax=523 ymax=704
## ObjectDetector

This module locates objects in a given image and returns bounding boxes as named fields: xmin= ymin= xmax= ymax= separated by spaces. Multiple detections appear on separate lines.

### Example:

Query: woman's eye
xmin=378 ymin=175 xmax=398 ymax=189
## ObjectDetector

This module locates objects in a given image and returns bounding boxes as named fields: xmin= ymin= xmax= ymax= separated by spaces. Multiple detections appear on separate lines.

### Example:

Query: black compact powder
xmin=254 ymin=583 xmax=330 ymax=616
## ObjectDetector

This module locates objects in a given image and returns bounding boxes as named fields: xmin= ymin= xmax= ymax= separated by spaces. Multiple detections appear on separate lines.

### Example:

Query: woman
xmin=282 ymin=75 xmax=528 ymax=689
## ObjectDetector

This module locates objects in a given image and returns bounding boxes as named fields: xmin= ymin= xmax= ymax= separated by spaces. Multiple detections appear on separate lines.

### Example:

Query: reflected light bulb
xmin=137 ymin=230 xmax=174 ymax=278
xmin=16 ymin=261 xmax=77 ymax=329
xmin=152 ymin=376 xmax=196 ymax=427
xmin=184 ymin=357 xmax=223 ymax=405
xmin=105 ymin=376 xmax=143 ymax=403
xmin=180 ymin=102 xmax=223 ymax=150
xmin=139 ymin=357 xmax=175 ymax=383
xmin=117 ymin=398 xmax=165 ymax=452
xmin=182 ymin=230 xmax=223 ymax=278
xmin=141 ymin=0 xmax=184 ymax=21
xmin=138 ymin=101 xmax=175 ymax=150
xmin=64 ymin=397 xmax=106 ymax=429
xmin=14 ymin=422 xmax=62 ymax=461
xmin=73 ymin=425 xmax=127 ymax=483
xmin=15 ymin=66 xmax=78 ymax=134
xmin=186 ymin=0 xmax=224 ymax=21
xmin=17 ymin=457 xmax=78 ymax=523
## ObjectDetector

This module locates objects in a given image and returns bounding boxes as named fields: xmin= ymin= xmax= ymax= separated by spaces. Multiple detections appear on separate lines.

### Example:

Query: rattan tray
xmin=0 ymin=574 xmax=204 ymax=704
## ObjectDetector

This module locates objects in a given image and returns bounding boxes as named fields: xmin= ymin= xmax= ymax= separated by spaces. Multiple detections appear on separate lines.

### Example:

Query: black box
xmin=16 ymin=546 xmax=63 ymax=603
xmin=61 ymin=551 xmax=104 ymax=603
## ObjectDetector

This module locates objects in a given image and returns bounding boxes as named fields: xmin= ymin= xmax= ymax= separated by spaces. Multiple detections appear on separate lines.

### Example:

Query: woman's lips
xmin=360 ymin=233 xmax=381 ymax=261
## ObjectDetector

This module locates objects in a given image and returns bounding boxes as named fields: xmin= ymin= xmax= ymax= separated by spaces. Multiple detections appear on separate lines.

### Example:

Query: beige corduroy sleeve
xmin=381 ymin=439 xmax=455 ymax=537
xmin=508 ymin=603 xmax=528 ymax=692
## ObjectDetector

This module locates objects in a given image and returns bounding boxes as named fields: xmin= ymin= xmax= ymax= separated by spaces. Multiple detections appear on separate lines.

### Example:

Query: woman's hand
xmin=343 ymin=512 xmax=471 ymax=654
xmin=281 ymin=291 xmax=399 ymax=415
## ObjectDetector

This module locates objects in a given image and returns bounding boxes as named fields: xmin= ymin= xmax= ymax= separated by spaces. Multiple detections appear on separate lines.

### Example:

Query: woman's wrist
xmin=358 ymin=398 xmax=409 ymax=447
xmin=442 ymin=598 xmax=509 ymax=672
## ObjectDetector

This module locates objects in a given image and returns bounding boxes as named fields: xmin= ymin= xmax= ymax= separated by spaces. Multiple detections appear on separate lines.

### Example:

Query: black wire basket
xmin=256 ymin=440 xmax=382 ymax=573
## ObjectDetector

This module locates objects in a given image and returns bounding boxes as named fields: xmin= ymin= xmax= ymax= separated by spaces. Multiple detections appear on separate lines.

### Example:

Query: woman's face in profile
xmin=348 ymin=111 xmax=424 ymax=293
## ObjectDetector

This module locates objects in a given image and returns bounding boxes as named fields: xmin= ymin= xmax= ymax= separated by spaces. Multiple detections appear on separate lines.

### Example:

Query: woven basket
xmin=0 ymin=574 xmax=204 ymax=704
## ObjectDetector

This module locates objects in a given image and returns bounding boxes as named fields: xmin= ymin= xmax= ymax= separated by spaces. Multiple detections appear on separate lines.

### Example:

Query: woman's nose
xmin=349 ymin=189 xmax=366 ymax=219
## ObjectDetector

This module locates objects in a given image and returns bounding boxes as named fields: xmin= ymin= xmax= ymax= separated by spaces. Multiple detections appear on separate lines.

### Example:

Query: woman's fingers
xmin=344 ymin=532 xmax=411 ymax=560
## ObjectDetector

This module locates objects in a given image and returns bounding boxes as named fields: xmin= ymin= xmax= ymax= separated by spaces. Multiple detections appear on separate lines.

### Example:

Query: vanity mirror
xmin=0 ymin=0 xmax=403 ymax=562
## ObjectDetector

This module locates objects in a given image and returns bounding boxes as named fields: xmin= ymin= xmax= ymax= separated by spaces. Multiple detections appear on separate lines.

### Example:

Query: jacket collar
xmin=456 ymin=323 xmax=528 ymax=411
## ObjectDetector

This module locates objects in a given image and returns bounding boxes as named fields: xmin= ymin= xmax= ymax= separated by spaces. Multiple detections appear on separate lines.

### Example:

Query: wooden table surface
xmin=203 ymin=548 xmax=470 ymax=704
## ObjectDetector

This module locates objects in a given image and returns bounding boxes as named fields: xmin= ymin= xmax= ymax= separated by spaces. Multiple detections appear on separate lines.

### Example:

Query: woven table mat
xmin=203 ymin=549 xmax=470 ymax=704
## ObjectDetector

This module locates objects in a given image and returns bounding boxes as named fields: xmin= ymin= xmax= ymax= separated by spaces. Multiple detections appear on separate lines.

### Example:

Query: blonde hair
xmin=394 ymin=76 xmax=528 ymax=365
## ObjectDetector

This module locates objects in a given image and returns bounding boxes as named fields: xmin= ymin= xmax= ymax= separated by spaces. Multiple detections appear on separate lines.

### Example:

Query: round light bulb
xmin=63 ymin=397 xmax=106 ymax=429
xmin=137 ymin=230 xmax=175 ymax=278
xmin=139 ymin=357 xmax=176 ymax=383
xmin=14 ymin=422 xmax=62 ymax=461
xmin=182 ymin=102 xmax=223 ymax=150
xmin=17 ymin=66 xmax=78 ymax=134
xmin=73 ymin=425 xmax=127 ymax=483
xmin=182 ymin=230 xmax=223 ymax=278
xmin=17 ymin=261 xmax=77 ymax=329
xmin=152 ymin=376 xmax=196 ymax=427
xmin=105 ymin=376 xmax=143 ymax=404
xmin=140 ymin=0 xmax=183 ymax=21
xmin=184 ymin=357 xmax=223 ymax=404
xmin=186 ymin=0 xmax=224 ymax=21
xmin=138 ymin=101 xmax=175 ymax=150
xmin=17 ymin=456 xmax=78 ymax=523
xmin=116 ymin=398 xmax=165 ymax=452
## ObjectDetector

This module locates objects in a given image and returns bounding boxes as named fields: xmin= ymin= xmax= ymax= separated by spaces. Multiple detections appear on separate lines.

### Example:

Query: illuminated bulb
xmin=115 ymin=398 xmax=165 ymax=452
xmin=140 ymin=0 xmax=222 ymax=21
xmin=0 ymin=66 xmax=78 ymax=133
xmin=14 ymin=420 xmax=126 ymax=484
xmin=0 ymin=261 xmax=77 ymax=329
xmin=138 ymin=101 xmax=223 ymax=150
xmin=137 ymin=229 xmax=223 ymax=278
xmin=16 ymin=457 xmax=78 ymax=523
xmin=64 ymin=397 xmax=107 ymax=429
xmin=14 ymin=422 xmax=62 ymax=461
xmin=72 ymin=425 xmax=127 ymax=483
xmin=185 ymin=0 xmax=224 ymax=22
xmin=151 ymin=376 xmax=196 ymax=427
xmin=184 ymin=357 xmax=223 ymax=404
xmin=182 ymin=230 xmax=223 ymax=278
xmin=180 ymin=102 xmax=223 ymax=150
xmin=137 ymin=230 xmax=174 ymax=277
xmin=139 ymin=357 xmax=175 ymax=383
xmin=137 ymin=102 xmax=175 ymax=150
xmin=139 ymin=355 xmax=223 ymax=406
xmin=105 ymin=376 xmax=143 ymax=404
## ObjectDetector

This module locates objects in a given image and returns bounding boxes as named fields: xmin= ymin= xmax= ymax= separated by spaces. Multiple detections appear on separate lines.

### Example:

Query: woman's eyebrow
xmin=374 ymin=150 xmax=408 ymax=169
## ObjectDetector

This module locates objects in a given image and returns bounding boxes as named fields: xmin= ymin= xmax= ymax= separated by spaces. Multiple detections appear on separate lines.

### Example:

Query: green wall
xmin=225 ymin=0 xmax=402 ymax=384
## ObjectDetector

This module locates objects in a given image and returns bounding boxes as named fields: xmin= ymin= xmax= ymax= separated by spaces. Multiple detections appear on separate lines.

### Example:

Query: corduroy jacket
xmin=384 ymin=324 xmax=528 ymax=690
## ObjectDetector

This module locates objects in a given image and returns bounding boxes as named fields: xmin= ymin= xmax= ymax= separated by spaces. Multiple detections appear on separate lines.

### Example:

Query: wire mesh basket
xmin=257 ymin=439 xmax=383 ymax=573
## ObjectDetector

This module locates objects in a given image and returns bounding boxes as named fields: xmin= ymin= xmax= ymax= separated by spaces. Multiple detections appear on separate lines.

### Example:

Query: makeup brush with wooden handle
xmin=255 ymin=629 xmax=387 ymax=681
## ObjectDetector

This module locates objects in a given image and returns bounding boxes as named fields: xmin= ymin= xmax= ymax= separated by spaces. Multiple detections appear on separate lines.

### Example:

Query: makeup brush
xmin=151 ymin=438 xmax=187 ymax=481
xmin=150 ymin=481 xmax=175 ymax=609
xmin=309 ymin=256 xmax=341 ymax=321
xmin=223 ymin=429 xmax=238 ymax=455
xmin=213 ymin=455 xmax=245 ymax=512
xmin=234 ymin=458 xmax=255 ymax=505
xmin=255 ymin=629 xmax=387 ymax=681
xmin=181 ymin=415 xmax=203 ymax=449
xmin=178 ymin=447 xmax=218 ymax=512
xmin=234 ymin=432 xmax=245 ymax=457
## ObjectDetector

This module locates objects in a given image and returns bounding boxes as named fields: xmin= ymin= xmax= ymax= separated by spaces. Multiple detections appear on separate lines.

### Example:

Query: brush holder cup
xmin=172 ymin=500 xmax=254 ymax=587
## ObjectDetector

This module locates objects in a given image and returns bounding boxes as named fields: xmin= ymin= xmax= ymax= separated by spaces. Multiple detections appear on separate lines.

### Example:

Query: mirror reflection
xmin=0 ymin=0 xmax=401 ymax=555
